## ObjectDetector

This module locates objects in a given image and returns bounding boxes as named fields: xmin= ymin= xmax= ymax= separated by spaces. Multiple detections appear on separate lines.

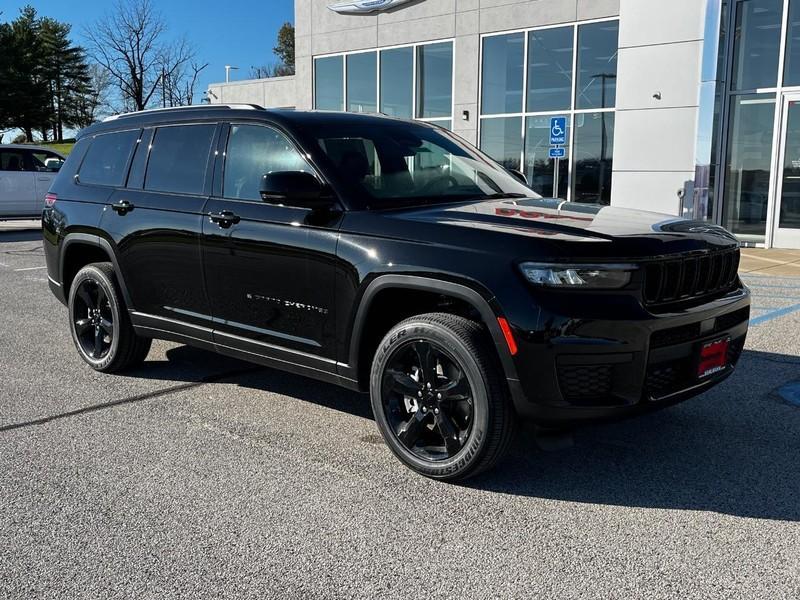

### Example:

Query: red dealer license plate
xmin=697 ymin=337 xmax=730 ymax=379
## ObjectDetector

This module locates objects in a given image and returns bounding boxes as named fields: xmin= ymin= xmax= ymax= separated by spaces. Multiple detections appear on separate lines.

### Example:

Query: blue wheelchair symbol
xmin=550 ymin=117 xmax=567 ymax=145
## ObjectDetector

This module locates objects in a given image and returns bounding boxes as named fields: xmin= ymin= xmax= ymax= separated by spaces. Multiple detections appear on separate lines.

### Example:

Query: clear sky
xmin=3 ymin=0 xmax=295 ymax=105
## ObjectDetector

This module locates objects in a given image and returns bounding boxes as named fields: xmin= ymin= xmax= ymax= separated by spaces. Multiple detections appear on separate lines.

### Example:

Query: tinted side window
xmin=79 ymin=130 xmax=140 ymax=186
xmin=223 ymin=124 xmax=312 ymax=201
xmin=145 ymin=124 xmax=216 ymax=195
xmin=0 ymin=149 xmax=31 ymax=172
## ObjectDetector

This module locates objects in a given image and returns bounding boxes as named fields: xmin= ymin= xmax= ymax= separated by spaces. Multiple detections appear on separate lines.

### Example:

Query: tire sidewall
xmin=68 ymin=265 xmax=122 ymax=371
xmin=370 ymin=320 xmax=491 ymax=479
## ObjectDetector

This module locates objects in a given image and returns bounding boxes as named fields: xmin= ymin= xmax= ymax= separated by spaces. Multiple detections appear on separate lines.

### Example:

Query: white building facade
xmin=208 ymin=0 xmax=800 ymax=249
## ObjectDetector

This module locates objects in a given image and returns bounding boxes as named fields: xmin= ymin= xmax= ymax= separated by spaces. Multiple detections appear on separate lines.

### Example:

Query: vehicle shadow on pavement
xmin=124 ymin=345 xmax=263 ymax=383
xmin=126 ymin=345 xmax=374 ymax=420
xmin=128 ymin=345 xmax=800 ymax=521
xmin=468 ymin=349 xmax=800 ymax=522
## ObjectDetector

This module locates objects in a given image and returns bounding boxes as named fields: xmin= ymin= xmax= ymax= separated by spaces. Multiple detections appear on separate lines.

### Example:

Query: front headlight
xmin=519 ymin=262 xmax=637 ymax=289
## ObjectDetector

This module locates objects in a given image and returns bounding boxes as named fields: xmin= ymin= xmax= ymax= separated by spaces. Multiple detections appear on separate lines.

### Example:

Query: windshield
xmin=310 ymin=120 xmax=539 ymax=209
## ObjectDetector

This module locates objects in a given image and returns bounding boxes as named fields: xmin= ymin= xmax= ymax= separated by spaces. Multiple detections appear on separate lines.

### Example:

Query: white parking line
xmin=13 ymin=266 xmax=46 ymax=272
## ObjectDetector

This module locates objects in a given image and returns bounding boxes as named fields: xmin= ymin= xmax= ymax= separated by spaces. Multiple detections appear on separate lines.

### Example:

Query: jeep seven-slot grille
xmin=643 ymin=248 xmax=740 ymax=307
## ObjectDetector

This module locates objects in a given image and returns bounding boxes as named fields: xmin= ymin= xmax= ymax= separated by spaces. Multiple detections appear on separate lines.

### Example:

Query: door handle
xmin=111 ymin=200 xmax=134 ymax=215
xmin=37 ymin=177 xmax=51 ymax=182
xmin=208 ymin=210 xmax=241 ymax=228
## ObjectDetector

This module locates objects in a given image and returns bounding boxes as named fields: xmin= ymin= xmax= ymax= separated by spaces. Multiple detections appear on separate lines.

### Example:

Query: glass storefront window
xmin=479 ymin=117 xmax=522 ymax=171
xmin=731 ymin=0 xmax=782 ymax=91
xmin=524 ymin=115 xmax=569 ymax=198
xmin=380 ymin=47 xmax=413 ymax=118
xmin=481 ymin=33 xmax=524 ymax=115
xmin=417 ymin=42 xmax=453 ymax=119
xmin=314 ymin=41 xmax=453 ymax=122
xmin=527 ymin=27 xmax=573 ymax=113
xmin=779 ymin=99 xmax=800 ymax=230
xmin=572 ymin=112 xmax=615 ymax=205
xmin=429 ymin=120 xmax=452 ymax=131
xmin=575 ymin=21 xmax=618 ymax=110
xmin=315 ymin=55 xmax=344 ymax=111
xmin=722 ymin=94 xmax=775 ymax=241
xmin=784 ymin=0 xmax=800 ymax=86
xmin=347 ymin=52 xmax=377 ymax=113
xmin=478 ymin=20 xmax=618 ymax=203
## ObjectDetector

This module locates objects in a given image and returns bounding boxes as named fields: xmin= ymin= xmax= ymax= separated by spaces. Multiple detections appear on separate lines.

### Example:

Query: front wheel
xmin=68 ymin=262 xmax=151 ymax=373
xmin=370 ymin=313 xmax=515 ymax=481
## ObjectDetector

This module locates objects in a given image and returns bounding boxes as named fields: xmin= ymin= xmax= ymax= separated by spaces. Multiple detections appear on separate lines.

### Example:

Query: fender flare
xmin=60 ymin=233 xmax=134 ymax=308
xmin=345 ymin=274 xmax=520 ymax=387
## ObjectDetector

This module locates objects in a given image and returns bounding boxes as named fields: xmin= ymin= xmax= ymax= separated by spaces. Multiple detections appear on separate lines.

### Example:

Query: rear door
xmin=29 ymin=149 xmax=64 ymax=213
xmin=98 ymin=122 xmax=219 ymax=333
xmin=202 ymin=122 xmax=341 ymax=363
xmin=0 ymin=149 xmax=35 ymax=217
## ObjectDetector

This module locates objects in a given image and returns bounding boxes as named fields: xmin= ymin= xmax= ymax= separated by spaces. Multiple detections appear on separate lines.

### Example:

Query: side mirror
xmin=507 ymin=169 xmax=528 ymax=186
xmin=44 ymin=159 xmax=63 ymax=172
xmin=260 ymin=171 xmax=333 ymax=209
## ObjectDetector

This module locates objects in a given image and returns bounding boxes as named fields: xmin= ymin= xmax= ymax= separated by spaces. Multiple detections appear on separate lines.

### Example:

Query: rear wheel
xmin=68 ymin=262 xmax=151 ymax=373
xmin=370 ymin=313 xmax=515 ymax=481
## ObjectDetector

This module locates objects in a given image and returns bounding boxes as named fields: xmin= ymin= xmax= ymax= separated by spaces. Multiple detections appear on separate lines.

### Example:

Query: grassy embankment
xmin=41 ymin=141 xmax=75 ymax=155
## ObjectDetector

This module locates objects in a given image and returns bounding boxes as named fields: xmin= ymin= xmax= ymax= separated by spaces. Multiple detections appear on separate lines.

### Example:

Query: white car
xmin=0 ymin=144 xmax=66 ymax=219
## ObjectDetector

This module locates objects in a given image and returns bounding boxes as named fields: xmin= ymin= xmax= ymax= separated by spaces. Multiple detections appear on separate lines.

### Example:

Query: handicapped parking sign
xmin=550 ymin=116 xmax=567 ymax=145
xmin=548 ymin=147 xmax=566 ymax=159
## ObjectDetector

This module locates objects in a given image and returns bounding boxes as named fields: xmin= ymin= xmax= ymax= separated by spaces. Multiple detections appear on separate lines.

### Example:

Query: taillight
xmin=44 ymin=193 xmax=57 ymax=208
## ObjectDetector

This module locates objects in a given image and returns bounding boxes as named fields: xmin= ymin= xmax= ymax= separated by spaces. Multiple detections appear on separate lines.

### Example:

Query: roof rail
xmin=103 ymin=104 xmax=264 ymax=122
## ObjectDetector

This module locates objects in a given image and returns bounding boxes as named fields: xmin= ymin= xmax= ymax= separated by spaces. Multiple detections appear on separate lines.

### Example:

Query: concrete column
xmin=452 ymin=2 xmax=480 ymax=144
xmin=611 ymin=0 xmax=707 ymax=215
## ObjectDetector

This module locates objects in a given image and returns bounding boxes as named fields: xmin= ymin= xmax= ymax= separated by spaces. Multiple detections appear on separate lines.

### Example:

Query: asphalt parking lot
xmin=1 ymin=222 xmax=799 ymax=599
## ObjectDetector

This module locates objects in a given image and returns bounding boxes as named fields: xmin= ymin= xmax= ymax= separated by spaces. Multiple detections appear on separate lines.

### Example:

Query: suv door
xmin=29 ymin=149 xmax=64 ymax=213
xmin=202 ymin=122 xmax=341 ymax=367
xmin=98 ymin=123 xmax=219 ymax=335
xmin=0 ymin=149 xmax=35 ymax=217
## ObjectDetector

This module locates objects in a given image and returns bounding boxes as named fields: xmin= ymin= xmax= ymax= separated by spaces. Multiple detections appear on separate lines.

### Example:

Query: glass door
xmin=773 ymin=92 xmax=800 ymax=247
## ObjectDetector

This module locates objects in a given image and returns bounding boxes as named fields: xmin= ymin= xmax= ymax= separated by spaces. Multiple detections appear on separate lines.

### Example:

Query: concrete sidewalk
xmin=740 ymin=248 xmax=800 ymax=277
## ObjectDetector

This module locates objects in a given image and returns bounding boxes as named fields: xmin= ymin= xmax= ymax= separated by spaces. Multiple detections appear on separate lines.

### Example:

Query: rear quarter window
xmin=78 ymin=130 xmax=140 ymax=187
xmin=144 ymin=124 xmax=216 ymax=195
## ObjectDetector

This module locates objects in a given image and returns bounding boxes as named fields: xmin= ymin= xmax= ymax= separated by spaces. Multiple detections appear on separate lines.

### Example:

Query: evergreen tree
xmin=39 ymin=17 xmax=91 ymax=141
xmin=0 ymin=6 xmax=94 ymax=141
xmin=0 ymin=21 xmax=15 ymax=135
xmin=3 ymin=7 xmax=50 ymax=141
xmin=273 ymin=22 xmax=295 ymax=74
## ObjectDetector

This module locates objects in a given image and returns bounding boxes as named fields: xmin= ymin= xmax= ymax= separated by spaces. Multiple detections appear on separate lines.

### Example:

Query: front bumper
xmin=507 ymin=284 xmax=751 ymax=423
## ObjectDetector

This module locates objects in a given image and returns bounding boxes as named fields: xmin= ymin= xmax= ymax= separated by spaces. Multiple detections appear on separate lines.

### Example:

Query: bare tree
xmin=249 ymin=63 xmax=293 ymax=79
xmin=84 ymin=0 xmax=194 ymax=111
xmin=157 ymin=46 xmax=208 ymax=107
xmin=71 ymin=63 xmax=112 ymax=127
xmin=180 ymin=62 xmax=209 ymax=105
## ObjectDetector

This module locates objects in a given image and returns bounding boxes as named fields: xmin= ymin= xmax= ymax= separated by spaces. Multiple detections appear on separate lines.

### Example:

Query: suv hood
xmin=384 ymin=197 xmax=739 ymax=255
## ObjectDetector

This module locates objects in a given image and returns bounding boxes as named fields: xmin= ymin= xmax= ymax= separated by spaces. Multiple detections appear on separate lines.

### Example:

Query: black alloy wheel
xmin=370 ymin=313 xmax=515 ymax=481
xmin=382 ymin=340 xmax=474 ymax=461
xmin=71 ymin=278 xmax=114 ymax=360
xmin=68 ymin=262 xmax=152 ymax=373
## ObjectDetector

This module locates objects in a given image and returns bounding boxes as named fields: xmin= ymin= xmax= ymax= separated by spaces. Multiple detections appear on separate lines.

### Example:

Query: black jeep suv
xmin=43 ymin=105 xmax=750 ymax=480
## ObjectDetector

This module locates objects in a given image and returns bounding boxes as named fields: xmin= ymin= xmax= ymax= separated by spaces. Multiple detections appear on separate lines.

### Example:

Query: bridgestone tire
xmin=370 ymin=312 xmax=516 ymax=481
xmin=68 ymin=262 xmax=151 ymax=373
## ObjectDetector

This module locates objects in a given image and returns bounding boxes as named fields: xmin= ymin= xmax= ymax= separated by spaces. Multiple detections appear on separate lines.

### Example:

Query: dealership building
xmin=207 ymin=0 xmax=800 ymax=249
